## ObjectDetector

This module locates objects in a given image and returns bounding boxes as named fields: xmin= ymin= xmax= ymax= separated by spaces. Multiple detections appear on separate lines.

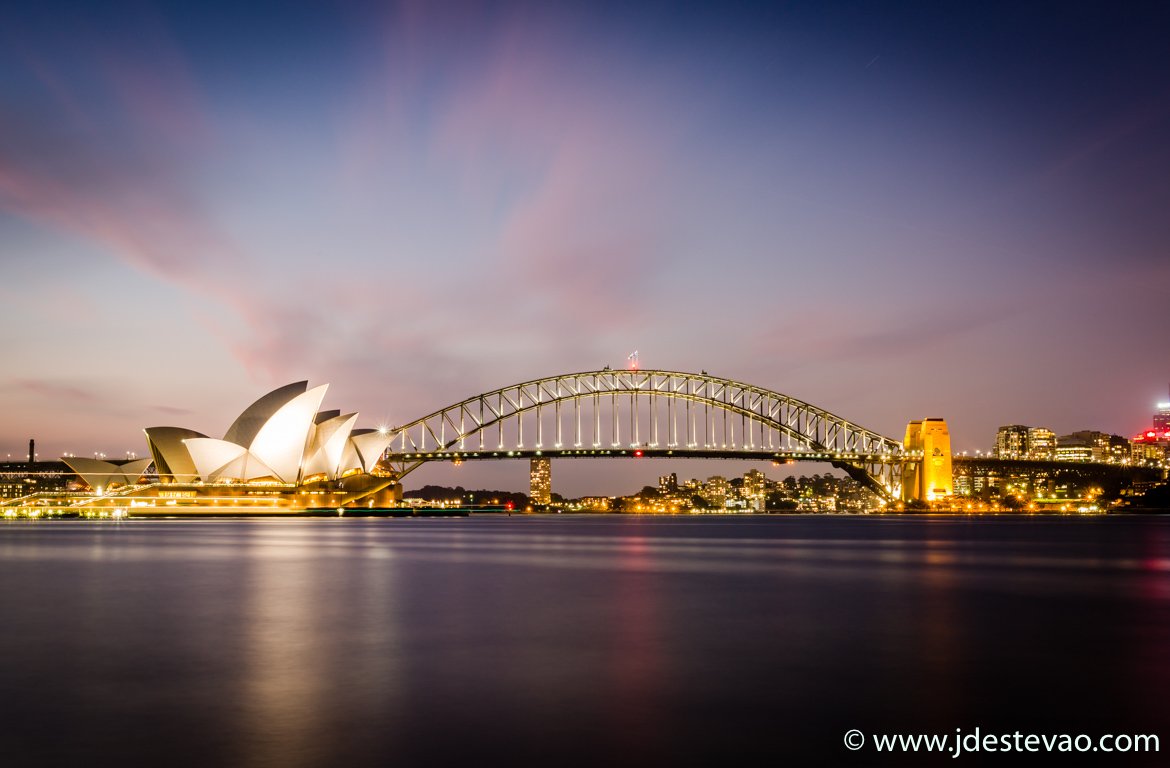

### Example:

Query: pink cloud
xmin=0 ymin=15 xmax=229 ymax=284
xmin=1 ymin=1 xmax=693 ymax=426
xmin=11 ymin=378 xmax=98 ymax=404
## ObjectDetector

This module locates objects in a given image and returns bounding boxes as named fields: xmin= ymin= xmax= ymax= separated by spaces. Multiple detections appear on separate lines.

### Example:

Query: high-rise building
xmin=742 ymin=469 xmax=767 ymax=511
xmin=701 ymin=476 xmax=730 ymax=508
xmin=1154 ymin=385 xmax=1170 ymax=431
xmin=1131 ymin=386 xmax=1170 ymax=463
xmin=742 ymin=469 xmax=767 ymax=499
xmin=995 ymin=425 xmax=1029 ymax=459
xmin=993 ymin=424 xmax=1056 ymax=460
xmin=529 ymin=457 xmax=551 ymax=505
xmin=1026 ymin=427 xmax=1056 ymax=460
xmin=658 ymin=473 xmax=679 ymax=493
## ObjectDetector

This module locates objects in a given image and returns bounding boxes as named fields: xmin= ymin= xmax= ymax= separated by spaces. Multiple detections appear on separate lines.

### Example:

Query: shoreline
xmin=4 ymin=508 xmax=1168 ymax=520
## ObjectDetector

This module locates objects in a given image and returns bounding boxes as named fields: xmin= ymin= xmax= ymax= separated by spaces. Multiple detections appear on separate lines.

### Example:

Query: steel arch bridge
xmin=379 ymin=370 xmax=912 ymax=500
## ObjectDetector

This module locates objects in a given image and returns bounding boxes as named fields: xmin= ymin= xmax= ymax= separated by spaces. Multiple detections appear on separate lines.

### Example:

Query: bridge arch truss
xmin=381 ymin=370 xmax=907 ymax=500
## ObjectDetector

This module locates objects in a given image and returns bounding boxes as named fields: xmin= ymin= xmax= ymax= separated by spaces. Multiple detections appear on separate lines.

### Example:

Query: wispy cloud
xmin=0 ymin=8 xmax=229 ymax=280
xmin=10 ymin=378 xmax=98 ymax=404
xmin=151 ymin=404 xmax=194 ymax=416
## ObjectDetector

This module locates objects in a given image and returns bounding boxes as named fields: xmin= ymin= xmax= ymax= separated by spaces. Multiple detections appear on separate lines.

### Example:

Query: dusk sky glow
xmin=3 ymin=1 xmax=1169 ymax=494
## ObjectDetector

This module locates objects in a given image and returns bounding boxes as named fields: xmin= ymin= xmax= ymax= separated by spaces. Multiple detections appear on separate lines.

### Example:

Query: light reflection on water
xmin=1 ymin=515 xmax=1169 ymax=766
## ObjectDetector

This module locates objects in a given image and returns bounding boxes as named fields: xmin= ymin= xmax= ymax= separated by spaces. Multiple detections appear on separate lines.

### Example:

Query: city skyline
xmin=3 ymin=1 xmax=1169 ymax=496
xmin=3 ymin=366 xmax=1163 ymax=502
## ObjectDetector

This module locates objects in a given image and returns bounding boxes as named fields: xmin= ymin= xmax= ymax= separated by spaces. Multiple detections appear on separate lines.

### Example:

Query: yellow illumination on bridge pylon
xmin=902 ymin=419 xmax=953 ymax=504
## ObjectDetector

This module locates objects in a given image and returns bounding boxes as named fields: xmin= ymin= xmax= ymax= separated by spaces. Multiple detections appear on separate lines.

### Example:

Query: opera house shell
xmin=65 ymin=382 xmax=399 ymax=512
xmin=145 ymin=381 xmax=394 ymax=485
xmin=60 ymin=457 xmax=154 ymax=494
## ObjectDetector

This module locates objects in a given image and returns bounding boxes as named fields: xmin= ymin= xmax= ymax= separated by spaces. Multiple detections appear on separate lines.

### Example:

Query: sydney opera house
xmin=59 ymin=382 xmax=400 ymax=513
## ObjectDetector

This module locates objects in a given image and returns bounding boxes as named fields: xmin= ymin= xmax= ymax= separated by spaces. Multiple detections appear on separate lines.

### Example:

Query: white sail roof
xmin=62 ymin=457 xmax=152 ymax=491
xmin=350 ymin=429 xmax=394 ymax=473
xmin=184 ymin=438 xmax=249 ymax=483
xmin=248 ymin=385 xmax=328 ymax=484
xmin=223 ymin=381 xmax=308 ymax=447
xmin=303 ymin=412 xmax=359 ymax=480
xmin=116 ymin=381 xmax=390 ymax=489
xmin=144 ymin=426 xmax=205 ymax=482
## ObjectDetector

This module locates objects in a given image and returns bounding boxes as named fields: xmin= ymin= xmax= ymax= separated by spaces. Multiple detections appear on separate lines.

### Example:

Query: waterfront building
xmin=995 ymin=425 xmax=1030 ymax=459
xmin=742 ymin=469 xmax=766 ymax=498
xmin=1103 ymin=436 xmax=1132 ymax=464
xmin=701 ymin=476 xmax=730 ymax=508
xmin=0 ymin=460 xmax=72 ymax=500
xmin=1054 ymin=444 xmax=1093 ymax=462
xmin=134 ymin=382 xmax=394 ymax=486
xmin=1026 ymin=427 xmax=1056 ymax=460
xmin=1131 ymin=429 xmax=1170 ymax=465
xmin=1131 ymin=441 xmax=1165 ymax=466
xmin=1154 ymin=386 xmax=1170 ymax=431
xmin=8 ymin=382 xmax=402 ymax=514
xmin=61 ymin=457 xmax=152 ymax=494
xmin=1055 ymin=430 xmax=1129 ymax=464
xmin=529 ymin=457 xmax=552 ymax=505
xmin=742 ymin=469 xmax=767 ymax=511
xmin=993 ymin=424 xmax=1057 ymax=461
xmin=797 ymin=495 xmax=836 ymax=513
xmin=949 ymin=459 xmax=1154 ymax=505
xmin=1126 ymin=386 xmax=1170 ymax=466
xmin=576 ymin=496 xmax=612 ymax=512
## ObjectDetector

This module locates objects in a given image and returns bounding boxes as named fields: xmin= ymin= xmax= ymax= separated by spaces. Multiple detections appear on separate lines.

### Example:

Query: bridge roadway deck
xmin=383 ymin=447 xmax=903 ymax=464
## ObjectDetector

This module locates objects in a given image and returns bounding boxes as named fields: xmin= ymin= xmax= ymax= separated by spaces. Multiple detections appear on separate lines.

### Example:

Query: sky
xmin=2 ymin=0 xmax=1168 ymax=495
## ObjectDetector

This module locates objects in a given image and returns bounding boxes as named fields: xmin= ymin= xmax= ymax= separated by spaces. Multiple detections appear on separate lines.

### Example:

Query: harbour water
xmin=1 ymin=515 xmax=1168 ymax=765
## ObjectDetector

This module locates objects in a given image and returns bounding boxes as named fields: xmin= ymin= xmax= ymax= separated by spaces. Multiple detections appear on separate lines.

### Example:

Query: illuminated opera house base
xmin=54 ymin=382 xmax=402 ymax=515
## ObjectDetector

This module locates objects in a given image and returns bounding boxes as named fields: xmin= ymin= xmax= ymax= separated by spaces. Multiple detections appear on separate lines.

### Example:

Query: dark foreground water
xmin=1 ymin=515 xmax=1169 ymax=767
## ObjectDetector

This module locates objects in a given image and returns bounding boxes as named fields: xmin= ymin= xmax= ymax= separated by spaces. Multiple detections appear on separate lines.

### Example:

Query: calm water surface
xmin=2 ymin=515 xmax=1168 ymax=766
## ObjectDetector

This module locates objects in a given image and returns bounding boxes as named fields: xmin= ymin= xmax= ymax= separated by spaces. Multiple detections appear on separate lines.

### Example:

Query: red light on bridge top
xmin=634 ymin=450 xmax=643 ymax=457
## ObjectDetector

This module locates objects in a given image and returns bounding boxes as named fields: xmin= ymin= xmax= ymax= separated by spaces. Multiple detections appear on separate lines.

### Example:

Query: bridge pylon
xmin=901 ymin=419 xmax=952 ymax=503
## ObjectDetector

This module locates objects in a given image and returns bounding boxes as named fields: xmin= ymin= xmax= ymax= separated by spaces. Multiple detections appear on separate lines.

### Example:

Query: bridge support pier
xmin=902 ymin=419 xmax=953 ymax=503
